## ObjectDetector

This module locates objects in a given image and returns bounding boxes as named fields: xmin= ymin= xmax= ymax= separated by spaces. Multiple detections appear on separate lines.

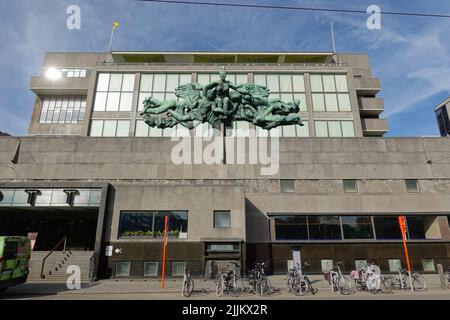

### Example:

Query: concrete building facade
xmin=1 ymin=51 xmax=450 ymax=280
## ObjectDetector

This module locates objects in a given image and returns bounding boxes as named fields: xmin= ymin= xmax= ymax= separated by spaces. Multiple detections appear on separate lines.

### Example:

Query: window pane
xmin=343 ymin=180 xmax=358 ymax=193
xmin=325 ymin=94 xmax=338 ymax=112
xmin=154 ymin=211 xmax=188 ymax=234
xmin=294 ymin=93 xmax=307 ymax=112
xmin=153 ymin=74 xmax=166 ymax=91
xmin=310 ymin=75 xmax=323 ymax=92
xmin=106 ymin=92 xmax=120 ymax=111
xmin=135 ymin=120 xmax=149 ymax=137
xmin=149 ymin=127 xmax=163 ymax=137
xmin=118 ymin=212 xmax=154 ymax=237
xmin=139 ymin=93 xmax=151 ymax=111
xmin=214 ymin=211 xmax=231 ymax=228
xmin=103 ymin=120 xmax=117 ymax=137
xmin=144 ymin=262 xmax=158 ymax=276
xmin=179 ymin=74 xmax=192 ymax=85
xmin=328 ymin=121 xmax=342 ymax=137
xmin=308 ymin=216 xmax=342 ymax=240
xmin=312 ymin=94 xmax=325 ymax=111
xmin=338 ymin=94 xmax=351 ymax=111
xmin=116 ymin=262 xmax=130 ymax=276
xmin=253 ymin=74 xmax=266 ymax=86
xmin=162 ymin=127 xmax=174 ymax=137
xmin=315 ymin=121 xmax=328 ymax=137
xmin=341 ymin=121 xmax=355 ymax=137
xmin=373 ymin=216 xmax=402 ymax=240
xmin=97 ymin=73 xmax=110 ymax=91
xmin=407 ymin=216 xmax=441 ymax=240
xmin=266 ymin=75 xmax=279 ymax=92
xmin=166 ymin=74 xmax=179 ymax=92
xmin=335 ymin=75 xmax=348 ymax=92
xmin=388 ymin=259 xmax=402 ymax=272
xmin=282 ymin=125 xmax=297 ymax=137
xmin=275 ymin=216 xmax=308 ymax=240
xmin=323 ymin=75 xmax=336 ymax=92
xmin=197 ymin=74 xmax=210 ymax=85
xmin=280 ymin=180 xmax=295 ymax=192
xmin=119 ymin=92 xmax=133 ymax=111
xmin=109 ymin=74 xmax=123 ymax=91
xmin=406 ymin=179 xmax=420 ymax=193
xmin=116 ymin=121 xmax=130 ymax=137
xmin=120 ymin=74 xmax=135 ymax=92
xmin=235 ymin=121 xmax=249 ymax=137
xmin=297 ymin=121 xmax=309 ymax=137
xmin=342 ymin=216 xmax=374 ymax=239
xmin=236 ymin=74 xmax=247 ymax=84
xmin=281 ymin=93 xmax=293 ymax=104
xmin=90 ymin=120 xmax=103 ymax=137
xmin=140 ymin=74 xmax=153 ymax=91
xmin=172 ymin=262 xmax=186 ymax=276
xmin=422 ymin=259 xmax=436 ymax=272
xmin=94 ymin=92 xmax=107 ymax=111
xmin=292 ymin=75 xmax=305 ymax=92
xmin=279 ymin=75 xmax=292 ymax=92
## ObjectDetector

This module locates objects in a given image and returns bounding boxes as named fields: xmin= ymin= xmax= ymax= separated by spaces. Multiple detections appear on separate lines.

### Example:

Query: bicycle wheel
xmin=183 ymin=278 xmax=194 ymax=297
xmin=256 ymin=277 xmax=271 ymax=296
xmin=216 ymin=276 xmax=224 ymax=297
xmin=412 ymin=273 xmax=427 ymax=292
xmin=228 ymin=276 xmax=245 ymax=297
xmin=380 ymin=277 xmax=393 ymax=294
xmin=293 ymin=278 xmax=309 ymax=296
xmin=336 ymin=276 xmax=353 ymax=295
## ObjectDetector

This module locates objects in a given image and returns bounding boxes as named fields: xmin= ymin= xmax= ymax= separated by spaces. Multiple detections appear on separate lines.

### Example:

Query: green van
xmin=0 ymin=236 xmax=31 ymax=293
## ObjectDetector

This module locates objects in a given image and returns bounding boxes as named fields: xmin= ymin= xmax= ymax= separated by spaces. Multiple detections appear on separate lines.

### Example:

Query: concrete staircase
xmin=27 ymin=251 xmax=94 ymax=283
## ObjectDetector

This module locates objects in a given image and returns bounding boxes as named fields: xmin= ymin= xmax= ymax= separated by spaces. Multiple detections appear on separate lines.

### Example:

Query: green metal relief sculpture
xmin=140 ymin=67 xmax=303 ymax=131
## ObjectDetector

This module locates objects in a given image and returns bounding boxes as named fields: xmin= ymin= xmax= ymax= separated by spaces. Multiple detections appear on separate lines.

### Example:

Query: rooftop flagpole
xmin=109 ymin=20 xmax=120 ymax=53
xmin=330 ymin=20 xmax=339 ymax=64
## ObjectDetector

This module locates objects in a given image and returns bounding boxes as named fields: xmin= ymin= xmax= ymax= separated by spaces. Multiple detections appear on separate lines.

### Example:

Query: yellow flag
xmin=112 ymin=21 xmax=119 ymax=30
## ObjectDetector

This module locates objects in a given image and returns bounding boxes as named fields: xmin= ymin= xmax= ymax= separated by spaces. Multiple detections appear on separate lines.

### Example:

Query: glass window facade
xmin=315 ymin=120 xmax=355 ymax=137
xmin=39 ymin=96 xmax=86 ymax=124
xmin=118 ymin=211 xmax=188 ymax=238
xmin=311 ymin=74 xmax=351 ymax=112
xmin=280 ymin=180 xmax=295 ymax=193
xmin=61 ymin=68 xmax=87 ymax=78
xmin=254 ymin=74 xmax=307 ymax=111
xmin=144 ymin=262 xmax=158 ymax=276
xmin=89 ymin=120 xmax=130 ymax=137
xmin=139 ymin=73 xmax=192 ymax=111
xmin=214 ymin=211 xmax=231 ymax=228
xmin=94 ymin=73 xmax=135 ymax=112
xmin=172 ymin=262 xmax=186 ymax=276
xmin=341 ymin=216 xmax=374 ymax=239
xmin=115 ymin=262 xmax=131 ymax=276
xmin=273 ymin=214 xmax=443 ymax=241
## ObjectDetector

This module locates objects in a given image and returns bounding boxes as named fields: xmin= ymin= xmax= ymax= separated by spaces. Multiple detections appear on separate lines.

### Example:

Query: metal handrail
xmin=40 ymin=236 xmax=67 ymax=279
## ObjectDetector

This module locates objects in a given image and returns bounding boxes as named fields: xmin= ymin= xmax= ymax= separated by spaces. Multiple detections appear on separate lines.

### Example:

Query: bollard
xmin=437 ymin=264 xmax=446 ymax=290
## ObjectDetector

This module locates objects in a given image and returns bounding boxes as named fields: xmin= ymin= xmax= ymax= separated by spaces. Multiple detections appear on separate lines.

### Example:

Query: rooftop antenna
xmin=330 ymin=20 xmax=339 ymax=64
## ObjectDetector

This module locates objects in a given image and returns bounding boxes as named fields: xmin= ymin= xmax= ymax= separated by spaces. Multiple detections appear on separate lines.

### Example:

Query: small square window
xmin=115 ymin=262 xmax=131 ymax=276
xmin=422 ymin=259 xmax=435 ymax=272
xmin=343 ymin=180 xmax=358 ymax=193
xmin=280 ymin=180 xmax=295 ymax=193
xmin=405 ymin=179 xmax=420 ymax=193
xmin=287 ymin=260 xmax=294 ymax=271
xmin=388 ymin=259 xmax=402 ymax=272
xmin=214 ymin=211 xmax=231 ymax=228
xmin=172 ymin=262 xmax=186 ymax=276
xmin=144 ymin=262 xmax=158 ymax=276
xmin=355 ymin=260 xmax=367 ymax=271
xmin=321 ymin=260 xmax=334 ymax=273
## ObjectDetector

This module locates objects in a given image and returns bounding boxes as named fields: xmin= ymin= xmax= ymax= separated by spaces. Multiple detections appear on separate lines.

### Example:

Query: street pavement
xmin=2 ymin=275 xmax=450 ymax=300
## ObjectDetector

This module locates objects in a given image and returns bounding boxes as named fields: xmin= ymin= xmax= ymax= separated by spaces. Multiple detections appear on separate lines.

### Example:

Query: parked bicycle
xmin=247 ymin=262 xmax=271 ymax=296
xmin=324 ymin=262 xmax=353 ymax=295
xmin=446 ymin=267 xmax=450 ymax=289
xmin=182 ymin=269 xmax=194 ymax=297
xmin=287 ymin=262 xmax=318 ymax=296
xmin=350 ymin=263 xmax=392 ymax=294
xmin=215 ymin=263 xmax=245 ymax=297
xmin=384 ymin=268 xmax=427 ymax=292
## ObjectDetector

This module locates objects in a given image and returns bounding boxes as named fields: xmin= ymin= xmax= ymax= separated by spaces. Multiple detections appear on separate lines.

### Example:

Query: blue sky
xmin=1 ymin=0 xmax=450 ymax=136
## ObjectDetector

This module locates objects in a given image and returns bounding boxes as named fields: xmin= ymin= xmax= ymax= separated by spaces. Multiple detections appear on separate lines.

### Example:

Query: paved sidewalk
xmin=2 ymin=275 xmax=450 ymax=300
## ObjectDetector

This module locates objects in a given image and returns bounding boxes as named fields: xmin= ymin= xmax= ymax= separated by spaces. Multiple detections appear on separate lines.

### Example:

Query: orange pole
xmin=398 ymin=216 xmax=412 ymax=273
xmin=161 ymin=216 xmax=169 ymax=289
